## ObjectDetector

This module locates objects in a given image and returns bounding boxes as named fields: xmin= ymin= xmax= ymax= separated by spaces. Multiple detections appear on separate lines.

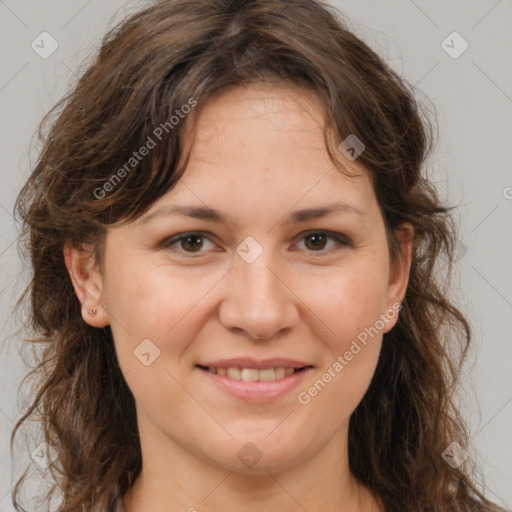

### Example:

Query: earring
xmin=87 ymin=309 xmax=97 ymax=315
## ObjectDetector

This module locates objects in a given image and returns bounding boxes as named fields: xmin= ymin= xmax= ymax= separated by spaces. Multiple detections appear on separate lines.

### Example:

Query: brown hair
xmin=12 ymin=0 xmax=503 ymax=510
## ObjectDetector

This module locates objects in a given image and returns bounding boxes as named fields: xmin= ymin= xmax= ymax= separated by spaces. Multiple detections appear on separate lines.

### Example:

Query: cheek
xmin=102 ymin=259 xmax=206 ymax=420
xmin=300 ymin=254 xmax=390 ymax=350
xmin=103 ymin=256 xmax=204 ymax=334
xmin=292 ymin=256 xmax=389 ymax=413
xmin=102 ymin=256 xmax=223 ymax=376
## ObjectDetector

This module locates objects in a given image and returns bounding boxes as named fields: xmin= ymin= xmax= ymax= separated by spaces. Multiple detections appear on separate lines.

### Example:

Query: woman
xmin=12 ymin=0 xmax=504 ymax=510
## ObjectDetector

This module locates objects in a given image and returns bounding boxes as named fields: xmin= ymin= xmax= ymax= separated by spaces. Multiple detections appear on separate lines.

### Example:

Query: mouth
xmin=194 ymin=362 xmax=314 ymax=402
xmin=195 ymin=364 xmax=311 ymax=382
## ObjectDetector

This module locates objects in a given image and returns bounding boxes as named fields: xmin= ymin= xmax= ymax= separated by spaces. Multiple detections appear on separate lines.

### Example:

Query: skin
xmin=65 ymin=82 xmax=413 ymax=511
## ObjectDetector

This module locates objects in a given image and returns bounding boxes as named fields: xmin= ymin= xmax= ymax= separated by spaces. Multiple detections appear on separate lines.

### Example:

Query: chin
xmin=201 ymin=434 xmax=309 ymax=475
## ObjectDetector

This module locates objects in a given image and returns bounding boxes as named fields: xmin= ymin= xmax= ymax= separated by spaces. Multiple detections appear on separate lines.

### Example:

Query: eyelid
xmin=160 ymin=231 xmax=219 ymax=253
xmin=292 ymin=229 xmax=351 ymax=249
xmin=160 ymin=229 xmax=351 ymax=257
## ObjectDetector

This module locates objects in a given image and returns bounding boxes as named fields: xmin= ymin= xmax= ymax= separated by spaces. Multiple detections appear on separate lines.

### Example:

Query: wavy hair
xmin=12 ymin=0 xmax=502 ymax=510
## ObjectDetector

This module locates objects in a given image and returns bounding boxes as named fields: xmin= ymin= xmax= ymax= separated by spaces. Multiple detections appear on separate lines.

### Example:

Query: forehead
xmin=186 ymin=82 xmax=328 ymax=152
xmin=181 ymin=82 xmax=370 ymax=189
xmin=137 ymin=82 xmax=380 ymax=231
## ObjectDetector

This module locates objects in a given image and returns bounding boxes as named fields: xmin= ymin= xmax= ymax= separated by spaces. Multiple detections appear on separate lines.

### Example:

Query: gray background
xmin=1 ymin=0 xmax=511 ymax=510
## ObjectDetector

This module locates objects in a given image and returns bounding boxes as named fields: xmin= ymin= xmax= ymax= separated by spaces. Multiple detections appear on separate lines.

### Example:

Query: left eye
xmin=161 ymin=230 xmax=349 ymax=255
xmin=294 ymin=231 xmax=349 ymax=252
xmin=162 ymin=232 xmax=217 ymax=254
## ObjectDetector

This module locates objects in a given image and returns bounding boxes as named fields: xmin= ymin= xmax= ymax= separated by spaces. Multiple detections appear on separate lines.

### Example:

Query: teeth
xmin=274 ymin=367 xmax=286 ymax=379
xmin=257 ymin=368 xmax=276 ymax=381
xmin=241 ymin=368 xmax=259 ymax=382
xmin=227 ymin=367 xmax=241 ymax=380
xmin=207 ymin=366 xmax=302 ymax=381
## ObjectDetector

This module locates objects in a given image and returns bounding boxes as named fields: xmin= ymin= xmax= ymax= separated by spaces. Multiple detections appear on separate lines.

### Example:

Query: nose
xmin=218 ymin=250 xmax=299 ymax=340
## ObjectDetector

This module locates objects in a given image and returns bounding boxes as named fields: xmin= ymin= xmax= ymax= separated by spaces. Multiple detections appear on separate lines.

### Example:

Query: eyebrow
xmin=139 ymin=201 xmax=367 ymax=226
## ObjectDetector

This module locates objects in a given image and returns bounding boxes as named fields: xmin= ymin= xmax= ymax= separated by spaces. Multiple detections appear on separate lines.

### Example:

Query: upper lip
xmin=196 ymin=358 xmax=313 ymax=370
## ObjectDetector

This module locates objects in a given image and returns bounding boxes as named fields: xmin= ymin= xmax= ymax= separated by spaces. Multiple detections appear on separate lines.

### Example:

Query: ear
xmin=63 ymin=241 xmax=110 ymax=328
xmin=383 ymin=222 xmax=414 ymax=333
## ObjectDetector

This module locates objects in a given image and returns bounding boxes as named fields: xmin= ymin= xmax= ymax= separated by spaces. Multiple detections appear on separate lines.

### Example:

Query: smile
xmin=198 ymin=365 xmax=307 ymax=382
xmin=195 ymin=365 xmax=313 ymax=402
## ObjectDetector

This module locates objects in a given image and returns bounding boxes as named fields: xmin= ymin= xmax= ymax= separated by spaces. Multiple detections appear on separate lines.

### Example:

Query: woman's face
xmin=68 ymin=83 xmax=411 ymax=474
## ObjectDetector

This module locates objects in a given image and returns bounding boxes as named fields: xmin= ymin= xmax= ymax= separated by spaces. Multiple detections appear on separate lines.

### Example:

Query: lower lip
xmin=196 ymin=366 xmax=313 ymax=402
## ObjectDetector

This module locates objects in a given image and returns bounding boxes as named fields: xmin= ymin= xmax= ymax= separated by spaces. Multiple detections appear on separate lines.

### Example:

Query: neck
xmin=123 ymin=414 xmax=381 ymax=512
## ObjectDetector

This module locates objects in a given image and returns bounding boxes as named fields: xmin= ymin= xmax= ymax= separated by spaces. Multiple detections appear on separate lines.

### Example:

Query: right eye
xmin=160 ymin=232 xmax=218 ymax=255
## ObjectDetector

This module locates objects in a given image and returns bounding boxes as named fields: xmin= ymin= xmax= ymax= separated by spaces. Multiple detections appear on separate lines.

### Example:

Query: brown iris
xmin=180 ymin=234 xmax=204 ymax=252
xmin=304 ymin=233 xmax=327 ymax=251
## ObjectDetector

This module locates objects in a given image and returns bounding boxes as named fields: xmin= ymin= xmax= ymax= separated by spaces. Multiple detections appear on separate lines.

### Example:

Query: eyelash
xmin=160 ymin=230 xmax=351 ymax=257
